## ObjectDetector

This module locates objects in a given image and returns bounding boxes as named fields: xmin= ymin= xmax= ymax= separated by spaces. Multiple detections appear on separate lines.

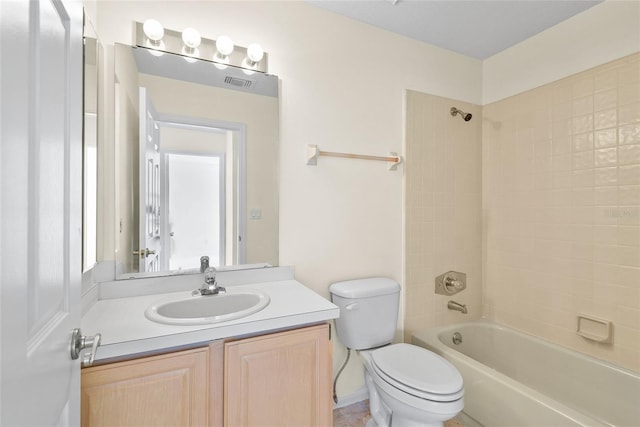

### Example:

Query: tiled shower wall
xmin=483 ymin=53 xmax=640 ymax=371
xmin=404 ymin=91 xmax=483 ymax=341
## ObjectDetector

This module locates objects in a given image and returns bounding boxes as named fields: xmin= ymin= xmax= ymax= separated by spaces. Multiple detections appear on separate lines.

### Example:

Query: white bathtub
xmin=412 ymin=320 xmax=640 ymax=427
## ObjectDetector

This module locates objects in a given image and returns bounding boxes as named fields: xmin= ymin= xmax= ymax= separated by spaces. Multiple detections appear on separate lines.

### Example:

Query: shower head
xmin=450 ymin=107 xmax=472 ymax=122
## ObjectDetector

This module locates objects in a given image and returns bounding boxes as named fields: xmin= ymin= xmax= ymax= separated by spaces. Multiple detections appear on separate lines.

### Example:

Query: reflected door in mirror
xmin=138 ymin=88 xmax=161 ymax=272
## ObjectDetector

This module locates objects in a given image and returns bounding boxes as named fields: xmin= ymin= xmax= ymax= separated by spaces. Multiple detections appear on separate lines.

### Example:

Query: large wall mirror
xmin=110 ymin=43 xmax=279 ymax=279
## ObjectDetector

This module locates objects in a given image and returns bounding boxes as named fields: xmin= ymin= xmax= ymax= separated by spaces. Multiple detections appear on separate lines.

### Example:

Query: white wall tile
xmin=594 ymin=109 xmax=617 ymax=130
xmin=619 ymin=144 xmax=640 ymax=165
xmin=619 ymin=102 xmax=640 ymax=125
xmin=594 ymin=89 xmax=617 ymax=111
xmin=572 ymin=132 xmax=594 ymax=152
xmin=595 ymin=148 xmax=618 ymax=167
xmin=483 ymin=54 xmax=640 ymax=372
xmin=595 ymin=128 xmax=618 ymax=148
xmin=405 ymin=90 xmax=482 ymax=341
xmin=619 ymin=124 xmax=640 ymax=145
xmin=618 ymin=165 xmax=640 ymax=185
xmin=618 ymin=83 xmax=640 ymax=106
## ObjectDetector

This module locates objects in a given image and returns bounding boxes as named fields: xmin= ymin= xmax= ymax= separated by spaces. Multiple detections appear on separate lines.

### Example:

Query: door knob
xmin=133 ymin=248 xmax=157 ymax=258
xmin=70 ymin=328 xmax=102 ymax=367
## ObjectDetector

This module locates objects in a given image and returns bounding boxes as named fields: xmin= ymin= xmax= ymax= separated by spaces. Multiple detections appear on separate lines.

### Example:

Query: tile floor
xmin=333 ymin=400 xmax=467 ymax=427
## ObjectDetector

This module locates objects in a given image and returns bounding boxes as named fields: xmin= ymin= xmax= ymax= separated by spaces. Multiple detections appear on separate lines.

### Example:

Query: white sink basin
xmin=145 ymin=289 xmax=270 ymax=325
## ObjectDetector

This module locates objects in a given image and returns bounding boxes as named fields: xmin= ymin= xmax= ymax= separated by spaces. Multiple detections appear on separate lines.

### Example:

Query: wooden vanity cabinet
xmin=81 ymin=341 xmax=223 ymax=427
xmin=80 ymin=324 xmax=331 ymax=426
xmin=224 ymin=323 xmax=332 ymax=426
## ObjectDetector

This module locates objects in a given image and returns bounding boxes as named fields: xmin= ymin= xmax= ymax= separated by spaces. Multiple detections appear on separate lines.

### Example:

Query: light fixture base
xmin=134 ymin=22 xmax=268 ymax=73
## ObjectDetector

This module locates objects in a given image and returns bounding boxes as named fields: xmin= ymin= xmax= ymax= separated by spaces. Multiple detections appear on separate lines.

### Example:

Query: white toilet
xmin=330 ymin=278 xmax=464 ymax=427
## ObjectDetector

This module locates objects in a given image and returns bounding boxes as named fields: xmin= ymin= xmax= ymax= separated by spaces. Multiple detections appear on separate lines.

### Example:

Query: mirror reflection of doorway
xmin=117 ymin=82 xmax=246 ymax=275
xmin=166 ymin=153 xmax=224 ymax=270
xmin=158 ymin=122 xmax=240 ymax=271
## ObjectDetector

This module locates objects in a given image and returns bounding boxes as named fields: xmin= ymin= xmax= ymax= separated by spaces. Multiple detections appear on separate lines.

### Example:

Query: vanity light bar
xmin=134 ymin=21 xmax=268 ymax=73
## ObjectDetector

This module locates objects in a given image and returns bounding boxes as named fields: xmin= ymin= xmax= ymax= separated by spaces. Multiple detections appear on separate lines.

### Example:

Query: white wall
xmin=483 ymin=0 xmax=640 ymax=104
xmin=95 ymin=0 xmax=482 ymax=282
xmin=95 ymin=0 xmax=482 ymax=398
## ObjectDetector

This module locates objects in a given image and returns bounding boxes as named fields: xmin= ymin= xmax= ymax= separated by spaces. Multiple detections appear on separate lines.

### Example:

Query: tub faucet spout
xmin=447 ymin=300 xmax=467 ymax=314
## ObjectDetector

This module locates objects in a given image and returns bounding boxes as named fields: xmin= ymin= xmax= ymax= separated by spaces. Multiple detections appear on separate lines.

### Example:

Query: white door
xmin=166 ymin=153 xmax=225 ymax=269
xmin=138 ymin=88 xmax=161 ymax=272
xmin=1 ymin=0 xmax=83 ymax=425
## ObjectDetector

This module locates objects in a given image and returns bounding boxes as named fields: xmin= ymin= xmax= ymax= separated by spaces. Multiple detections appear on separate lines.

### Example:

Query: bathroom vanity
xmin=80 ymin=267 xmax=338 ymax=426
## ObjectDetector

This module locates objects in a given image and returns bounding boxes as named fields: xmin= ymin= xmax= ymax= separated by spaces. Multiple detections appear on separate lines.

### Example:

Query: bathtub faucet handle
xmin=445 ymin=277 xmax=464 ymax=291
xmin=435 ymin=271 xmax=467 ymax=296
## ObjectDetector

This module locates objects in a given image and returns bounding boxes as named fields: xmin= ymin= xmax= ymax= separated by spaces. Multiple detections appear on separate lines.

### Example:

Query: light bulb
xmin=181 ymin=27 xmax=201 ymax=49
xmin=143 ymin=19 xmax=164 ymax=43
xmin=246 ymin=43 xmax=264 ymax=63
xmin=216 ymin=35 xmax=234 ymax=57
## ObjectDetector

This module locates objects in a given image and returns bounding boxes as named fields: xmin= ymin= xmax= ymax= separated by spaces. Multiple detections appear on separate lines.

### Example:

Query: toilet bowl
xmin=360 ymin=344 xmax=463 ymax=427
xmin=330 ymin=278 xmax=464 ymax=427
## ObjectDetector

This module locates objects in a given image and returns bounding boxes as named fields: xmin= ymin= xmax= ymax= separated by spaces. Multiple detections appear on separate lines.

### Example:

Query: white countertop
xmin=82 ymin=277 xmax=339 ymax=362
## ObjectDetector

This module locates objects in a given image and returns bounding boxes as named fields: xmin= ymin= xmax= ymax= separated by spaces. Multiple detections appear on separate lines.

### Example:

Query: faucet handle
xmin=445 ymin=277 xmax=464 ymax=291
xmin=204 ymin=266 xmax=217 ymax=283
xmin=435 ymin=271 xmax=467 ymax=296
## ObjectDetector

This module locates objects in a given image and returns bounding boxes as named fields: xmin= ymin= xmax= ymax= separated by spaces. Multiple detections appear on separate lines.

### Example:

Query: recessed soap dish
xmin=576 ymin=313 xmax=613 ymax=344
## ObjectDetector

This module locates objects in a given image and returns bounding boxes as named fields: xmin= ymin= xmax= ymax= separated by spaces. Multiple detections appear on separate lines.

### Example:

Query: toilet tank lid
xmin=330 ymin=277 xmax=400 ymax=298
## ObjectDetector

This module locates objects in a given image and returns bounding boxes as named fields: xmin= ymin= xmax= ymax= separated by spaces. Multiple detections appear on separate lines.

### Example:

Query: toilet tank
xmin=330 ymin=278 xmax=400 ymax=350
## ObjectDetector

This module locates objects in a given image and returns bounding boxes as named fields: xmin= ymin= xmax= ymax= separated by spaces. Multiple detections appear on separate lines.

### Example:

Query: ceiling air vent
xmin=224 ymin=76 xmax=254 ymax=88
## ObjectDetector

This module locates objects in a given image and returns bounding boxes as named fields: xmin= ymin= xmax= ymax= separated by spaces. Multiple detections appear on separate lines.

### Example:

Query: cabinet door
xmin=224 ymin=324 xmax=332 ymax=427
xmin=81 ymin=347 xmax=209 ymax=427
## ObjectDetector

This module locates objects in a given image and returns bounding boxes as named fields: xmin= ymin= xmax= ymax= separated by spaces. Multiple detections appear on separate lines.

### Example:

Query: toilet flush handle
xmin=345 ymin=303 xmax=359 ymax=311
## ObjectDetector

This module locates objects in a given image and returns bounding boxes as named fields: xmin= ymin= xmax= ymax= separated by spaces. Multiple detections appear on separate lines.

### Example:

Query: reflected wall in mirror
xmin=83 ymin=15 xmax=100 ymax=272
xmin=112 ymin=43 xmax=279 ymax=279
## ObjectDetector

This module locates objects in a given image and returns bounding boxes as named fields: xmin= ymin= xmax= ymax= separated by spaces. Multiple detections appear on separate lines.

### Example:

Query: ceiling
xmin=308 ymin=0 xmax=603 ymax=60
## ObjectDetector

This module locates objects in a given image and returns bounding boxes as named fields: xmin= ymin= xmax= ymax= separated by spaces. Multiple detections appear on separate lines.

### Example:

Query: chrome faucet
xmin=447 ymin=300 xmax=467 ymax=314
xmin=200 ymin=256 xmax=210 ymax=273
xmin=193 ymin=266 xmax=226 ymax=296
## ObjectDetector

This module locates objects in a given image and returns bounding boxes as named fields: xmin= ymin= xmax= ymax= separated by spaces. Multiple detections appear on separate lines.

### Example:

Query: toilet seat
xmin=370 ymin=343 xmax=463 ymax=402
